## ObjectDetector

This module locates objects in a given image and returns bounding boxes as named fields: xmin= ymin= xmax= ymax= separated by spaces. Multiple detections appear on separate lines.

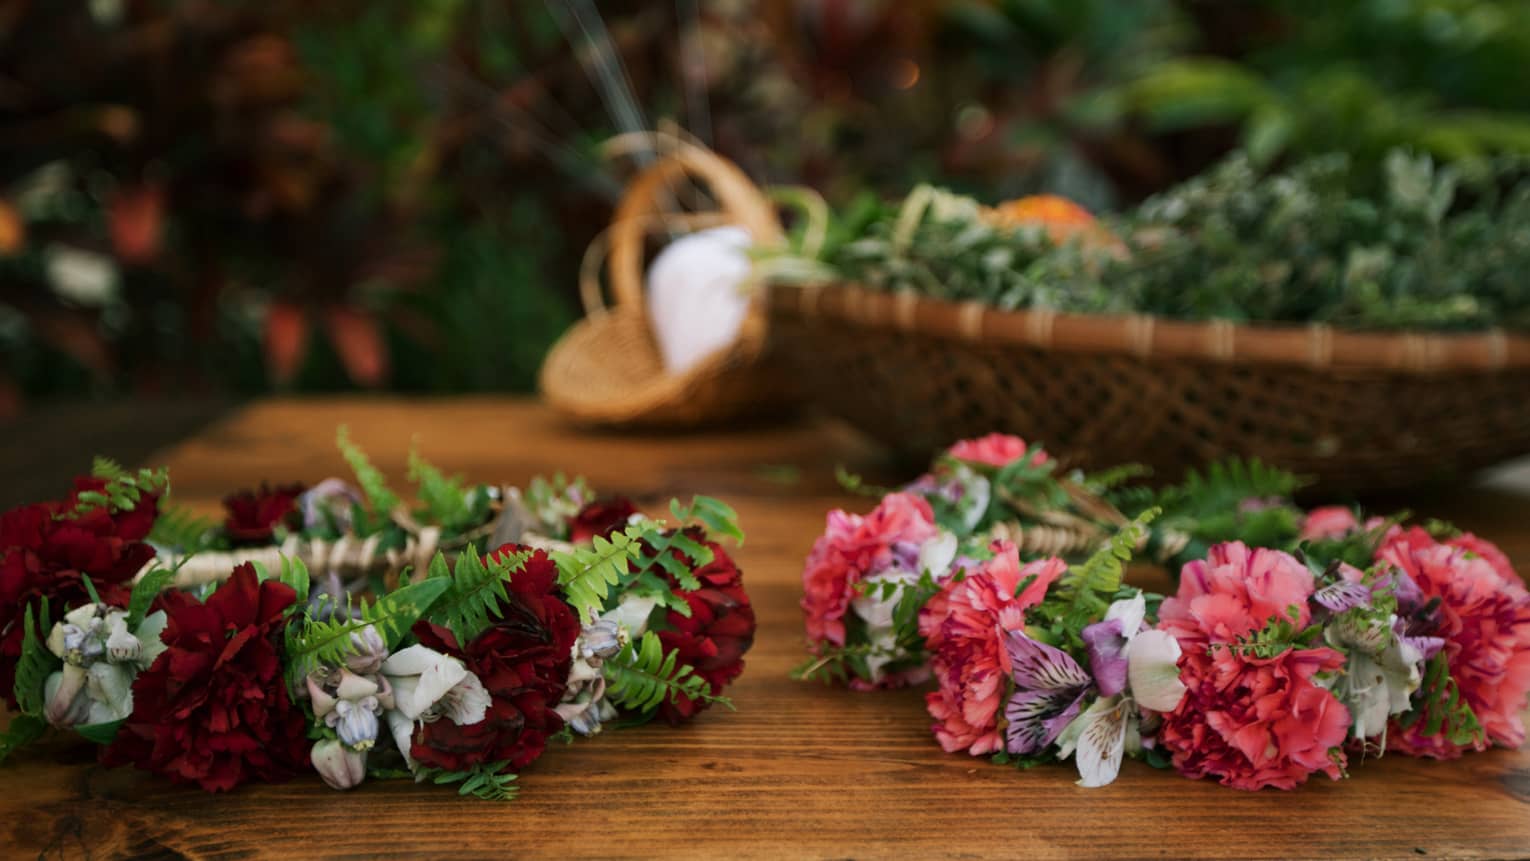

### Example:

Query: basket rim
xmin=767 ymin=282 xmax=1530 ymax=374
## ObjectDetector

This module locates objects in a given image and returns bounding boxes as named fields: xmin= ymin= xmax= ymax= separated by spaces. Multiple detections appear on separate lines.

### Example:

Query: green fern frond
xmin=554 ymin=528 xmax=644 ymax=622
xmin=1157 ymin=458 xmax=1308 ymax=520
xmin=285 ymin=577 xmax=451 ymax=684
xmin=603 ymin=630 xmax=723 ymax=714
xmin=1079 ymin=463 xmax=1153 ymax=495
xmin=675 ymin=495 xmax=745 ymax=546
xmin=422 ymin=761 xmax=519 ymax=801
xmin=423 ymin=546 xmax=534 ymax=643
xmin=147 ymin=504 xmax=221 ymax=553
xmin=336 ymin=426 xmax=399 ymax=533
xmin=14 ymin=598 xmax=59 ymax=717
xmin=127 ymin=567 xmax=175 ymax=628
xmin=1057 ymin=508 xmax=1158 ymax=602
xmin=66 ymin=458 xmax=169 ymax=519
xmin=408 ymin=444 xmax=487 ymax=536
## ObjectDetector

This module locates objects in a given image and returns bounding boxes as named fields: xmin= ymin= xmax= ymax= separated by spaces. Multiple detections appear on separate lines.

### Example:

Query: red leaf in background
xmin=263 ymin=301 xmax=309 ymax=386
xmin=109 ymin=183 xmax=165 ymax=264
xmin=0 ymin=198 xmax=24 ymax=256
xmin=323 ymin=306 xmax=389 ymax=388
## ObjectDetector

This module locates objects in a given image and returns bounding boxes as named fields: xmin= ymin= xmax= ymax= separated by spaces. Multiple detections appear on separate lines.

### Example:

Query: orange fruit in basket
xmin=983 ymin=194 xmax=1126 ymax=256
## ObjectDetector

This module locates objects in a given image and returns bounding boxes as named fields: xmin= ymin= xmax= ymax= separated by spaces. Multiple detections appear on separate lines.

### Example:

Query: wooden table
xmin=4 ymin=398 xmax=1529 ymax=860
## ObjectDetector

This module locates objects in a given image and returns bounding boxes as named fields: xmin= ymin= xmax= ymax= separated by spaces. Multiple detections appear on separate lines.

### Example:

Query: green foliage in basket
xmin=807 ymin=149 xmax=1530 ymax=331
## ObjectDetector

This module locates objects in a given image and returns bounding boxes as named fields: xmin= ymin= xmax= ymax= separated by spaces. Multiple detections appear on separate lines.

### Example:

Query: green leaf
xmin=63 ymin=458 xmax=169 ymax=520
xmin=73 ymin=718 xmax=125 ymax=745
xmin=127 ymin=567 xmax=175 ymax=629
xmin=424 ymin=546 xmax=533 ymax=643
xmin=0 ymin=715 xmax=47 ymax=764
xmin=14 ymin=599 xmax=59 ymax=717
xmin=336 ymin=426 xmax=400 ymax=535
xmin=284 ymin=577 xmax=452 ymax=684
xmin=148 ymin=505 xmax=222 ymax=553
xmin=419 ymin=761 xmax=519 ymax=801
xmin=603 ymin=631 xmax=727 ymax=714
xmin=277 ymin=556 xmax=311 ymax=610
xmin=408 ymin=443 xmax=486 ymax=536
xmin=553 ymin=528 xmax=643 ymax=622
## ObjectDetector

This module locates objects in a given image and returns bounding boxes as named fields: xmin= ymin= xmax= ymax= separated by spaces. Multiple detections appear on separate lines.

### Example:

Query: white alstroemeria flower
xmin=381 ymin=644 xmax=490 ymax=768
xmin=382 ymin=645 xmax=490 ymax=724
xmin=42 ymin=604 xmax=166 ymax=728
xmin=1053 ymin=593 xmax=1186 ymax=787
xmin=1324 ymin=613 xmax=1426 ymax=743
xmin=850 ymin=531 xmax=960 ymax=685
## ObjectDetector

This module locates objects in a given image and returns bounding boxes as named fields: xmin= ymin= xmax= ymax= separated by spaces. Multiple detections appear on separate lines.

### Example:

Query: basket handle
xmin=604 ymin=133 xmax=784 ymax=311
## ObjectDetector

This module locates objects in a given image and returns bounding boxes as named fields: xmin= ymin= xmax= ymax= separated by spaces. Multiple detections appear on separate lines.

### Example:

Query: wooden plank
xmin=4 ymin=397 xmax=1528 ymax=860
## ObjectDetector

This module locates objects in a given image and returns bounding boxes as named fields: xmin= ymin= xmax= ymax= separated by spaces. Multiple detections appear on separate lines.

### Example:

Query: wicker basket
xmin=540 ymin=136 xmax=795 ymax=427
xmin=768 ymin=283 xmax=1530 ymax=492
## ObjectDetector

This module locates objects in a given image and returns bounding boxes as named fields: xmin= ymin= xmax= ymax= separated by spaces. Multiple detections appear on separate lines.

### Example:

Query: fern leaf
xmin=127 ymin=567 xmax=175 ymax=628
xmin=422 ymin=761 xmax=519 ymax=801
xmin=423 ymin=546 xmax=536 ymax=643
xmin=336 ymin=426 xmax=400 ymax=531
xmin=277 ymin=556 xmax=311 ymax=610
xmin=14 ymin=599 xmax=59 ymax=716
xmin=408 ymin=444 xmax=484 ymax=535
xmin=65 ymin=459 xmax=169 ymax=519
xmin=147 ymin=504 xmax=221 ymax=552
xmin=554 ymin=528 xmax=643 ymax=622
xmin=603 ymin=631 xmax=722 ymax=714
xmin=285 ymin=577 xmax=451 ymax=683
xmin=678 ymin=495 xmax=745 ymax=545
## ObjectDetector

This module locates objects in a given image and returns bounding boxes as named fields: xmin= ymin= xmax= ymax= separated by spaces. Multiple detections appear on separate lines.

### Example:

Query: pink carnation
xmin=1299 ymin=506 xmax=1360 ymax=542
xmin=945 ymin=433 xmax=1045 ymax=469
xmin=919 ymin=541 xmax=1065 ymax=755
xmin=1378 ymin=528 xmax=1530 ymax=758
xmin=1156 ymin=542 xmax=1351 ymax=789
xmin=801 ymin=492 xmax=938 ymax=647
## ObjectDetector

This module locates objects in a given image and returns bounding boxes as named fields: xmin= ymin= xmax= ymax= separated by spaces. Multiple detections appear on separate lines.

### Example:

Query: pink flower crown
xmin=0 ymin=428 xmax=754 ymax=799
xmin=797 ymin=434 xmax=1530 ymax=790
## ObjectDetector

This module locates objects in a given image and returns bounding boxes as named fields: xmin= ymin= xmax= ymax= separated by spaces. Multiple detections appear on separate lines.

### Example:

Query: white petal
xmin=957 ymin=472 xmax=991 ymax=532
xmin=1105 ymin=591 xmax=1147 ymax=640
xmin=381 ymin=644 xmax=449 ymax=677
xmin=1127 ymin=630 xmax=1187 ymax=713
xmin=445 ymin=672 xmax=491 ymax=726
xmin=133 ymin=612 xmax=168 ymax=665
xmin=918 ymin=531 xmax=959 ymax=578
xmin=1074 ymin=698 xmax=1130 ymax=788
xmin=386 ymin=710 xmax=417 ymax=771
xmin=335 ymin=669 xmax=380 ymax=701
xmin=63 ymin=604 xmax=97 ymax=628
xmin=601 ymin=593 xmax=659 ymax=637
xmin=87 ymin=662 xmax=134 ymax=720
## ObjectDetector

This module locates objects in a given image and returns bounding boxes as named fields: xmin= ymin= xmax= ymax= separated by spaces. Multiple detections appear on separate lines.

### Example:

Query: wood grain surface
xmin=3 ymin=397 xmax=1529 ymax=861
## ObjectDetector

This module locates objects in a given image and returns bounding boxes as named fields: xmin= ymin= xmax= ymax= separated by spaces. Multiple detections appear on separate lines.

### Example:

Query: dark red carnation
xmin=223 ymin=482 xmax=307 ymax=546
xmin=654 ymin=528 xmax=755 ymax=725
xmin=569 ymin=496 xmax=638 ymax=543
xmin=0 ymin=479 xmax=158 ymax=708
xmin=407 ymin=545 xmax=581 ymax=772
xmin=103 ymin=563 xmax=310 ymax=792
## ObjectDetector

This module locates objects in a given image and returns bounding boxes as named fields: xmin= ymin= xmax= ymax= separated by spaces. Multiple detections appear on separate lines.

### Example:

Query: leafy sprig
xmin=1028 ymin=510 xmax=1156 ymax=652
xmin=336 ymin=426 xmax=400 ymax=536
xmin=424 ymin=546 xmax=531 ymax=644
xmin=419 ymin=762 xmax=519 ymax=801
xmin=1397 ymin=652 xmax=1485 ymax=747
xmin=284 ymin=574 xmax=451 ymax=684
xmin=408 ymin=444 xmax=490 ymax=537
xmin=603 ymin=630 xmax=727 ymax=715
xmin=65 ymin=457 xmax=169 ymax=519
xmin=147 ymin=504 xmax=223 ymax=553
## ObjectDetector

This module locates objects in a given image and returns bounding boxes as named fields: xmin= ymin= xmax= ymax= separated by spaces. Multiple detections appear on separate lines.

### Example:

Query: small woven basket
xmin=769 ymin=283 xmax=1530 ymax=492
xmin=540 ymin=136 xmax=795 ymax=427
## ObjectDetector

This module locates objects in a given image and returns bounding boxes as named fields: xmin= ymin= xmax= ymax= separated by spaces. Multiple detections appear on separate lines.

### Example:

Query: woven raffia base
xmin=769 ymin=285 xmax=1530 ymax=493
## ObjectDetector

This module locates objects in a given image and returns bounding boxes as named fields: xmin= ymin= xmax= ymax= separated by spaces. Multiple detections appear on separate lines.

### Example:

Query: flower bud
xmin=344 ymin=625 xmax=388 ymax=674
xmin=578 ymin=620 xmax=622 ymax=660
xmin=311 ymin=739 xmax=367 ymax=790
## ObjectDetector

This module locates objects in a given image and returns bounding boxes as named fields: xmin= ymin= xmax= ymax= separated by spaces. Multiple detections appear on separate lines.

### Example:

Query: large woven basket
xmin=540 ymin=135 xmax=795 ymax=427
xmin=768 ymin=283 xmax=1530 ymax=492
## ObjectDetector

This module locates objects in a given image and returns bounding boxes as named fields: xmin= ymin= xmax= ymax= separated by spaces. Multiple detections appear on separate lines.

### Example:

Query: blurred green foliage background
xmin=4 ymin=0 xmax=1530 ymax=413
